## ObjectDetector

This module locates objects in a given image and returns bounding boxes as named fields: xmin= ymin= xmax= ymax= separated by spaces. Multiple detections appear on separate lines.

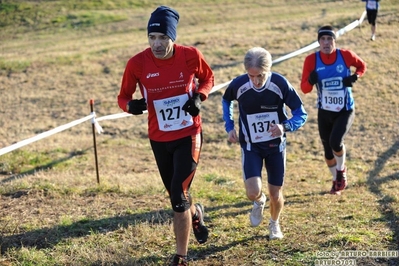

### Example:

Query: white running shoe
xmin=249 ymin=193 xmax=266 ymax=227
xmin=371 ymin=34 xmax=376 ymax=41
xmin=269 ymin=220 xmax=284 ymax=240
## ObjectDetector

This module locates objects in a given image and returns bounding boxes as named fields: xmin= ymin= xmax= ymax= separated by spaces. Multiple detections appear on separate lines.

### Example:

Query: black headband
xmin=318 ymin=29 xmax=336 ymax=41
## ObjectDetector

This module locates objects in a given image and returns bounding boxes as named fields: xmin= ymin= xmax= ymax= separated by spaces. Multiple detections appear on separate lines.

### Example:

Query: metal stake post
xmin=90 ymin=99 xmax=100 ymax=184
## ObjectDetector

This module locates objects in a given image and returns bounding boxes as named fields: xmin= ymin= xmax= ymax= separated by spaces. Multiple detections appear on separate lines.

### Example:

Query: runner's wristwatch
xmin=282 ymin=122 xmax=291 ymax=132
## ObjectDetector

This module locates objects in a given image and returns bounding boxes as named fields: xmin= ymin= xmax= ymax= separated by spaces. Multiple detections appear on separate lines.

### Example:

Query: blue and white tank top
xmin=315 ymin=49 xmax=355 ymax=112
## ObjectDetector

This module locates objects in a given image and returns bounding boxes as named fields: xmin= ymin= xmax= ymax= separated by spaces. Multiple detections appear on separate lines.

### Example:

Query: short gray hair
xmin=244 ymin=47 xmax=272 ymax=73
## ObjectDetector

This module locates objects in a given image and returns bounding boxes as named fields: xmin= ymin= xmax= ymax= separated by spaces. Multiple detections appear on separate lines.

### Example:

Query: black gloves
xmin=127 ymin=94 xmax=203 ymax=117
xmin=342 ymin=74 xmax=358 ymax=87
xmin=308 ymin=71 xmax=358 ymax=87
xmin=182 ymin=93 xmax=202 ymax=117
xmin=308 ymin=70 xmax=318 ymax=85
xmin=127 ymin=98 xmax=147 ymax=115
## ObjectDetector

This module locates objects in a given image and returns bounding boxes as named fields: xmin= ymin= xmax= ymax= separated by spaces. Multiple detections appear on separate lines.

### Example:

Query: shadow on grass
xmin=0 ymin=149 xmax=89 ymax=185
xmin=366 ymin=140 xmax=399 ymax=262
xmin=0 ymin=209 xmax=169 ymax=254
xmin=84 ymin=234 xmax=266 ymax=266
xmin=0 ymin=201 xmax=249 ymax=255
xmin=0 ymin=136 xmax=117 ymax=185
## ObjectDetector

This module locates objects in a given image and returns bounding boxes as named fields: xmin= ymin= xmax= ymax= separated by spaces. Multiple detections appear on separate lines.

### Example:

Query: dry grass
xmin=1 ymin=0 xmax=399 ymax=265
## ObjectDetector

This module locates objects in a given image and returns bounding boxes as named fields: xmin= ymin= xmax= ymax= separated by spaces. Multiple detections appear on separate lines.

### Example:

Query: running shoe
xmin=170 ymin=254 xmax=188 ymax=266
xmin=192 ymin=203 xmax=208 ymax=244
xmin=329 ymin=181 xmax=341 ymax=195
xmin=335 ymin=168 xmax=347 ymax=191
xmin=269 ymin=220 xmax=284 ymax=240
xmin=250 ymin=193 xmax=266 ymax=227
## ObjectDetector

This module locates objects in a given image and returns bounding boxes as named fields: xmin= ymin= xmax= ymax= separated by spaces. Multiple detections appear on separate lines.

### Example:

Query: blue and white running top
xmin=314 ymin=49 xmax=355 ymax=112
xmin=222 ymin=72 xmax=307 ymax=152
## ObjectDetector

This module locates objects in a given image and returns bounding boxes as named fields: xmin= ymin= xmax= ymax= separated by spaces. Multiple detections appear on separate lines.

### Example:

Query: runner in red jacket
xmin=117 ymin=6 xmax=214 ymax=266
xmin=301 ymin=25 xmax=366 ymax=195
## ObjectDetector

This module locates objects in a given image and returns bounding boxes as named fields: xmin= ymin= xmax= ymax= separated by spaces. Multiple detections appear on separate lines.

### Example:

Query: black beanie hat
xmin=317 ymin=25 xmax=336 ymax=41
xmin=147 ymin=6 xmax=179 ymax=41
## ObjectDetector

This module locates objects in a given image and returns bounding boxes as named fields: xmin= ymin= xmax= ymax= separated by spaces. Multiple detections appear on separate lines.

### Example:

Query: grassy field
xmin=1 ymin=0 xmax=399 ymax=265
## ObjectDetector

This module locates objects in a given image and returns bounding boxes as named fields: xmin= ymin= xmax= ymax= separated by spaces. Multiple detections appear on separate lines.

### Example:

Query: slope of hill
xmin=1 ymin=1 xmax=399 ymax=265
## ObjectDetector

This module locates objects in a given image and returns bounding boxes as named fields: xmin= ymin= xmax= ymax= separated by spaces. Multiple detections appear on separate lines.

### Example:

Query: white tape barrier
xmin=206 ymin=11 xmax=367 ymax=88
xmin=0 ymin=11 xmax=366 ymax=157
xmin=273 ymin=10 xmax=367 ymax=64
xmin=0 ymin=113 xmax=99 ymax=156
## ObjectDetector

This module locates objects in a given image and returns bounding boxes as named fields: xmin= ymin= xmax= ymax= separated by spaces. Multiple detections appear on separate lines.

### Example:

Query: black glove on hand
xmin=182 ymin=93 xmax=202 ymax=117
xmin=308 ymin=70 xmax=318 ymax=85
xmin=342 ymin=74 xmax=358 ymax=87
xmin=127 ymin=98 xmax=147 ymax=115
